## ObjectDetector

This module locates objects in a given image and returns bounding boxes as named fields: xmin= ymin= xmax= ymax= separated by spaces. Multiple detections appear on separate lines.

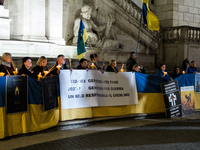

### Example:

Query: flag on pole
xmin=77 ymin=19 xmax=88 ymax=60
xmin=142 ymin=0 xmax=159 ymax=31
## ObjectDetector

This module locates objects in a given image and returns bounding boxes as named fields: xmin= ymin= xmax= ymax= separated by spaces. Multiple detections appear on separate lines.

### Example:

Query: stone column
xmin=0 ymin=4 xmax=11 ymax=39
xmin=5 ymin=0 xmax=47 ymax=42
xmin=45 ymin=0 xmax=66 ymax=45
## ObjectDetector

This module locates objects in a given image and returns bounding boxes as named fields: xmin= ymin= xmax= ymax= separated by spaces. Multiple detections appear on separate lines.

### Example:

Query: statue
xmin=73 ymin=5 xmax=119 ymax=50
xmin=0 ymin=0 xmax=4 ymax=5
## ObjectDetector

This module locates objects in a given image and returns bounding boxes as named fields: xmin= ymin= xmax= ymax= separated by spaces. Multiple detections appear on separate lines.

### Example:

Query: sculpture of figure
xmin=0 ymin=0 xmax=4 ymax=5
xmin=73 ymin=5 xmax=119 ymax=50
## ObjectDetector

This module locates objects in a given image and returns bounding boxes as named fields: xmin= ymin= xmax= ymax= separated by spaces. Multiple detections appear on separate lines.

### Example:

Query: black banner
xmin=41 ymin=76 xmax=58 ymax=111
xmin=161 ymin=80 xmax=182 ymax=118
xmin=6 ymin=76 xmax=28 ymax=114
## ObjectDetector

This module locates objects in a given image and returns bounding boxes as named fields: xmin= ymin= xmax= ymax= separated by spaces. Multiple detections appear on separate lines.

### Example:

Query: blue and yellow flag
xmin=77 ymin=19 xmax=88 ymax=60
xmin=142 ymin=0 xmax=159 ymax=31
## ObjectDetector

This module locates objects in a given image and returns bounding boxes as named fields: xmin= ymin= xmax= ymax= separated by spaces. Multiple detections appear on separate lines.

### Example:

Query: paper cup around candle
xmin=0 ymin=72 xmax=5 ymax=76
xmin=56 ymin=65 xmax=61 ymax=70
xmin=44 ymin=71 xmax=49 ymax=76
xmin=182 ymin=71 xmax=185 ymax=74
xmin=120 ymin=69 xmax=124 ymax=72
xmin=13 ymin=71 xmax=18 ymax=75
xmin=164 ymin=71 xmax=167 ymax=76
xmin=91 ymin=63 xmax=95 ymax=69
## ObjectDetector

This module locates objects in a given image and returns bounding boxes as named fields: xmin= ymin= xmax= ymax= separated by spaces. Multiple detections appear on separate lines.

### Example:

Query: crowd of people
xmin=0 ymin=52 xmax=198 ymax=81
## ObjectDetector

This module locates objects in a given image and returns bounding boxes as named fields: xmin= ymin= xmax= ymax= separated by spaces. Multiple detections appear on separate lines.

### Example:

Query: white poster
xmin=59 ymin=70 xmax=138 ymax=109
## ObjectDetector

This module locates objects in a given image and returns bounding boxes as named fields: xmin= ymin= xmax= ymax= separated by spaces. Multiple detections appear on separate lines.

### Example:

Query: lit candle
xmin=0 ymin=72 xmax=5 ymax=76
xmin=91 ymin=63 xmax=95 ymax=69
xmin=44 ymin=71 xmax=49 ymax=76
xmin=13 ymin=68 xmax=18 ymax=75
xmin=120 ymin=64 xmax=124 ymax=72
xmin=182 ymin=71 xmax=185 ymax=74
xmin=56 ymin=65 xmax=61 ymax=70
xmin=164 ymin=71 xmax=167 ymax=76
xmin=38 ymin=72 xmax=42 ymax=80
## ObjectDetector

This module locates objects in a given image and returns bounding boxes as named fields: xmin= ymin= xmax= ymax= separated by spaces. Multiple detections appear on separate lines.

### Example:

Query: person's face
xmin=58 ymin=56 xmax=65 ymax=65
xmin=94 ymin=57 xmax=98 ymax=62
xmin=82 ymin=11 xmax=91 ymax=20
xmin=134 ymin=66 xmax=140 ymax=72
xmin=41 ymin=59 xmax=47 ymax=67
xmin=112 ymin=61 xmax=117 ymax=67
xmin=5 ymin=56 xmax=12 ymax=63
xmin=160 ymin=65 xmax=166 ymax=71
xmin=131 ymin=54 xmax=136 ymax=59
xmin=176 ymin=68 xmax=180 ymax=73
xmin=192 ymin=62 xmax=196 ymax=67
xmin=81 ymin=60 xmax=87 ymax=68
xmin=24 ymin=59 xmax=32 ymax=69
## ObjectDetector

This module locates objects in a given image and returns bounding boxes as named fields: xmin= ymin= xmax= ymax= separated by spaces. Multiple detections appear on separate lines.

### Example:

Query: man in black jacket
xmin=49 ymin=54 xmax=68 ymax=75
xmin=126 ymin=52 xmax=137 ymax=72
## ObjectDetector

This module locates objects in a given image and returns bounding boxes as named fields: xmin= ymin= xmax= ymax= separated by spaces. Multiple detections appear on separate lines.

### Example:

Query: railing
xmin=112 ymin=0 xmax=161 ymax=39
xmin=163 ymin=26 xmax=200 ymax=43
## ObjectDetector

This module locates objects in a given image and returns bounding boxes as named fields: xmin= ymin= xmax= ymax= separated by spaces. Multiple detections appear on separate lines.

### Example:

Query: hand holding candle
xmin=38 ymin=72 xmax=42 ymax=80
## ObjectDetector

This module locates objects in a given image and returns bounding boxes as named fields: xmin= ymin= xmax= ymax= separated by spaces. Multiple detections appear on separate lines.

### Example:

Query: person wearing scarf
xmin=106 ymin=60 xmax=118 ymax=73
xmin=18 ymin=57 xmax=36 ymax=78
xmin=0 ymin=52 xmax=16 ymax=76
xmin=49 ymin=54 xmax=68 ymax=75
xmin=88 ymin=53 xmax=101 ymax=70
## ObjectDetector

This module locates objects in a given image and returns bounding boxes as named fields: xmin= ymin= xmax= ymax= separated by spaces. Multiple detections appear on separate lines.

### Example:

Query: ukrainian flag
xmin=142 ymin=0 xmax=159 ymax=31
xmin=77 ymin=19 xmax=88 ymax=60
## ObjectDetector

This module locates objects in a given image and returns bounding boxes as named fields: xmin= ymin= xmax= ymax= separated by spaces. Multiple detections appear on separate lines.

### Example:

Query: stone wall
xmin=150 ymin=0 xmax=200 ymax=28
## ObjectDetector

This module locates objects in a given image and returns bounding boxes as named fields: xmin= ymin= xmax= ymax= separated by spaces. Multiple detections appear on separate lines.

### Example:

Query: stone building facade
xmin=0 ymin=0 xmax=199 ymax=73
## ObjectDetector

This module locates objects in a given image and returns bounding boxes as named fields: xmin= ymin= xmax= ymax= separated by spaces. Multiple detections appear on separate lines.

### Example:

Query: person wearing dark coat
xmin=77 ymin=58 xmax=88 ymax=70
xmin=0 ymin=52 xmax=16 ymax=76
xmin=49 ymin=55 xmax=68 ymax=75
xmin=126 ymin=52 xmax=138 ymax=72
xmin=182 ymin=58 xmax=189 ymax=71
xmin=32 ymin=56 xmax=48 ymax=77
xmin=18 ymin=57 xmax=36 ymax=78
xmin=106 ymin=60 xmax=118 ymax=73
xmin=171 ymin=67 xmax=182 ymax=79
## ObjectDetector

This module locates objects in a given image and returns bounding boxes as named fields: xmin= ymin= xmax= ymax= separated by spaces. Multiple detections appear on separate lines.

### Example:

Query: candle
xmin=0 ymin=72 xmax=5 ymax=76
xmin=13 ymin=68 xmax=18 ymax=75
xmin=182 ymin=71 xmax=185 ymax=74
xmin=120 ymin=69 xmax=124 ymax=72
xmin=163 ymin=71 xmax=167 ymax=76
xmin=56 ymin=65 xmax=61 ymax=70
xmin=44 ymin=71 xmax=49 ymax=76
xmin=38 ymin=72 xmax=42 ymax=80
xmin=91 ymin=63 xmax=95 ymax=69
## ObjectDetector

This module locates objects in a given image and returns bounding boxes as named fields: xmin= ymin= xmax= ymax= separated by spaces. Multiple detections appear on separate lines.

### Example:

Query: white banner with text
xmin=59 ymin=70 xmax=138 ymax=109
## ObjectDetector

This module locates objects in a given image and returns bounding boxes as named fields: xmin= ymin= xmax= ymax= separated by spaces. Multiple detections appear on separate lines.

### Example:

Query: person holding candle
xmin=156 ymin=64 xmax=172 ymax=81
xmin=0 ymin=52 xmax=16 ymax=76
xmin=32 ymin=56 xmax=48 ymax=77
xmin=187 ymin=61 xmax=198 ymax=74
xmin=18 ymin=57 xmax=36 ymax=77
xmin=77 ymin=58 xmax=88 ymax=70
xmin=49 ymin=54 xmax=68 ymax=75
xmin=88 ymin=53 xmax=101 ymax=70
xmin=106 ymin=60 xmax=118 ymax=73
